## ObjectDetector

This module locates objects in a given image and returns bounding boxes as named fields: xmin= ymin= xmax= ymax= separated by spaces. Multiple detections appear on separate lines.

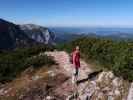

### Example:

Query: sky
xmin=0 ymin=0 xmax=133 ymax=27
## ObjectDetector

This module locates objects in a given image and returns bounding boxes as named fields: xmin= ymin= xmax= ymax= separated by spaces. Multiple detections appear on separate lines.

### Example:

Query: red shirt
xmin=72 ymin=51 xmax=80 ymax=68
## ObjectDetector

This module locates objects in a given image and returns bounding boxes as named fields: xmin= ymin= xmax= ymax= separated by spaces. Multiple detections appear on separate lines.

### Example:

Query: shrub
xmin=0 ymin=45 xmax=55 ymax=83
xmin=58 ymin=37 xmax=133 ymax=81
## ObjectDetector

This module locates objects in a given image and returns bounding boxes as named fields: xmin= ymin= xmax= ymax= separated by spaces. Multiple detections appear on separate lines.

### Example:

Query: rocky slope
xmin=0 ymin=19 xmax=56 ymax=50
xmin=0 ymin=19 xmax=35 ymax=49
xmin=45 ymin=51 xmax=130 ymax=100
xmin=0 ymin=51 xmax=131 ymax=100
xmin=20 ymin=24 xmax=55 ymax=45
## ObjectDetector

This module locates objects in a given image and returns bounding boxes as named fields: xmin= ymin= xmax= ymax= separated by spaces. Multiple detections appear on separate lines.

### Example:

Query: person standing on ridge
xmin=71 ymin=46 xmax=80 ymax=84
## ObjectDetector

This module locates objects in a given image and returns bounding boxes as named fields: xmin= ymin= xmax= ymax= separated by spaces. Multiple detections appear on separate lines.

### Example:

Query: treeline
xmin=0 ymin=45 xmax=55 ymax=83
xmin=57 ymin=37 xmax=133 ymax=81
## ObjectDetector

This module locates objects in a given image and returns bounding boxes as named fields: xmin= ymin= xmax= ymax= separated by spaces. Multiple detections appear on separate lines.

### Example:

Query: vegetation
xmin=57 ymin=37 xmax=133 ymax=81
xmin=0 ymin=45 xmax=55 ymax=83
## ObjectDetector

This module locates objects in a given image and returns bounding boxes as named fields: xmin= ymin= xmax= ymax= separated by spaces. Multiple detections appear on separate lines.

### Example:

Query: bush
xmin=0 ymin=45 xmax=55 ymax=83
xmin=58 ymin=37 xmax=133 ymax=81
xmin=25 ymin=55 xmax=55 ymax=68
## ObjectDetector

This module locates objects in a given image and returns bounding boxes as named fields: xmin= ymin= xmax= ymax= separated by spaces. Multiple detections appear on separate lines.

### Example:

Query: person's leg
xmin=74 ymin=68 xmax=77 ymax=84
xmin=72 ymin=67 xmax=77 ymax=98
xmin=75 ymin=67 xmax=79 ymax=82
xmin=75 ymin=67 xmax=80 ymax=99
xmin=72 ymin=67 xmax=76 ymax=84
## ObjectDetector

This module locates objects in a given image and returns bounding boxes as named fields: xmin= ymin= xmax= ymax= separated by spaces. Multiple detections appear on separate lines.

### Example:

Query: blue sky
xmin=0 ymin=0 xmax=133 ymax=27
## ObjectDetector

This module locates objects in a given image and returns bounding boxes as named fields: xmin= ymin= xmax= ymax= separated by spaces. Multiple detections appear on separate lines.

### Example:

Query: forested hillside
xmin=57 ymin=37 xmax=133 ymax=81
xmin=0 ymin=45 xmax=55 ymax=83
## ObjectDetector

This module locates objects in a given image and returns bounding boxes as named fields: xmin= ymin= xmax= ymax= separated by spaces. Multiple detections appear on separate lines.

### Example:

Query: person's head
xmin=75 ymin=46 xmax=80 ymax=51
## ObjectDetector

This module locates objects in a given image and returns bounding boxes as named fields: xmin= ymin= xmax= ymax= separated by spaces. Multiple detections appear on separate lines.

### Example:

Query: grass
xmin=0 ymin=64 xmax=56 ymax=100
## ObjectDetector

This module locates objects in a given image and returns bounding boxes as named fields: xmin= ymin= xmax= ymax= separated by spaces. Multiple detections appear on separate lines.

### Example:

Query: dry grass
xmin=0 ymin=65 xmax=56 ymax=100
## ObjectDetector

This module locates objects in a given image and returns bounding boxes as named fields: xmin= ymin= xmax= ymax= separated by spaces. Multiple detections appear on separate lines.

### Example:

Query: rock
xmin=114 ymin=89 xmax=121 ymax=96
xmin=46 ymin=96 xmax=52 ymax=100
xmin=127 ymin=82 xmax=133 ymax=100
xmin=108 ymin=71 xmax=115 ymax=80
xmin=47 ymin=71 xmax=56 ymax=77
xmin=112 ymin=78 xmax=119 ymax=87
xmin=97 ymin=72 xmax=106 ymax=82
xmin=108 ymin=91 xmax=114 ymax=96
xmin=32 ymin=75 xmax=42 ymax=81
xmin=108 ymin=96 xmax=114 ymax=100
xmin=97 ymin=92 xmax=108 ymax=100
xmin=0 ymin=89 xmax=4 ymax=96
xmin=102 ymin=87 xmax=110 ymax=93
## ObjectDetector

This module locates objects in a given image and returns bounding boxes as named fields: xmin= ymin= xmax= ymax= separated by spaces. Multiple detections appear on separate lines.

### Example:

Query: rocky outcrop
xmin=0 ymin=18 xmax=35 ymax=49
xmin=46 ymin=51 xmax=130 ymax=100
xmin=0 ymin=51 xmax=131 ymax=100
xmin=127 ymin=82 xmax=133 ymax=100
xmin=20 ymin=24 xmax=56 ymax=45
xmin=0 ymin=18 xmax=56 ymax=50
xmin=78 ymin=71 xmax=129 ymax=100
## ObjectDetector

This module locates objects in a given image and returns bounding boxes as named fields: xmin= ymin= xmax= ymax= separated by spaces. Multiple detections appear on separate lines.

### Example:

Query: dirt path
xmin=45 ymin=51 xmax=92 ymax=80
xmin=45 ymin=51 xmax=93 ymax=99
xmin=45 ymin=51 xmax=130 ymax=100
xmin=0 ymin=51 xmax=93 ymax=100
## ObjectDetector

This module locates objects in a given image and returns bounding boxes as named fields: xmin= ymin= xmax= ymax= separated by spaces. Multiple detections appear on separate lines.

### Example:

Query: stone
xmin=46 ymin=96 xmax=52 ymax=100
xmin=32 ymin=75 xmax=41 ymax=81
xmin=108 ymin=71 xmax=115 ymax=80
xmin=114 ymin=89 xmax=121 ymax=96
xmin=108 ymin=96 xmax=114 ymax=100
xmin=112 ymin=78 xmax=119 ymax=87
xmin=47 ymin=70 xmax=56 ymax=77
xmin=0 ymin=89 xmax=4 ymax=96
xmin=97 ymin=72 xmax=105 ymax=82
xmin=127 ymin=82 xmax=133 ymax=100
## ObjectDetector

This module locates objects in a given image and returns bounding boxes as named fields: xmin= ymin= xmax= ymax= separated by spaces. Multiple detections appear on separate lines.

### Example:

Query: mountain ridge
xmin=0 ymin=19 xmax=56 ymax=49
xmin=20 ymin=24 xmax=55 ymax=45
xmin=0 ymin=18 xmax=36 ymax=49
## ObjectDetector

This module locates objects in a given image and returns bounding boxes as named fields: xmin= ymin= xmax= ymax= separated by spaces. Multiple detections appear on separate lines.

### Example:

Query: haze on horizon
xmin=1 ymin=0 xmax=133 ymax=28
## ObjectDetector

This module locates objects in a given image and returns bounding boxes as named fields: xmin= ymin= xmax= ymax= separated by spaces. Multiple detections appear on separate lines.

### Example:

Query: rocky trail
xmin=45 ymin=51 xmax=131 ymax=100
xmin=0 ymin=51 xmax=132 ymax=100
xmin=45 ymin=51 xmax=93 ymax=99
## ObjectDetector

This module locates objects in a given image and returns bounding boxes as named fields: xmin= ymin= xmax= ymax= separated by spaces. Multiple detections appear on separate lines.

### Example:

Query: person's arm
xmin=78 ymin=52 xmax=80 ymax=67
xmin=72 ymin=52 xmax=76 ymax=65
xmin=75 ymin=52 xmax=80 ymax=67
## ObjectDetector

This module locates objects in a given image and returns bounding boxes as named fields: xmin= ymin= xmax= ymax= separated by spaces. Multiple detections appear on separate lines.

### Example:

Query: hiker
xmin=71 ymin=46 xmax=80 ymax=84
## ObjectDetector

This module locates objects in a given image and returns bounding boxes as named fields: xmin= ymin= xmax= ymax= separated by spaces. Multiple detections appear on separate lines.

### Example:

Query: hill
xmin=20 ymin=24 xmax=55 ymax=45
xmin=0 ymin=19 xmax=56 ymax=50
xmin=0 ymin=19 xmax=35 ymax=49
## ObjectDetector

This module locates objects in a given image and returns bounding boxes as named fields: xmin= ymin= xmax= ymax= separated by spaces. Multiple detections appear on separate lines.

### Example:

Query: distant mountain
xmin=51 ymin=27 xmax=133 ymax=41
xmin=0 ymin=18 xmax=132 ymax=50
xmin=20 ymin=24 xmax=55 ymax=45
xmin=51 ymin=27 xmax=133 ymax=35
xmin=0 ymin=18 xmax=35 ymax=50
xmin=54 ymin=33 xmax=85 ymax=43
xmin=0 ymin=19 xmax=57 ymax=50
xmin=101 ymin=32 xmax=133 ymax=40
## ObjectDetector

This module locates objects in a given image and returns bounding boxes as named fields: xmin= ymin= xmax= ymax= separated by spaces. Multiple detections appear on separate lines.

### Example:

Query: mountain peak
xmin=0 ymin=18 xmax=35 ymax=49
xmin=21 ymin=24 xmax=47 ymax=30
xmin=20 ymin=24 xmax=55 ymax=44
xmin=0 ymin=18 xmax=8 ymax=23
